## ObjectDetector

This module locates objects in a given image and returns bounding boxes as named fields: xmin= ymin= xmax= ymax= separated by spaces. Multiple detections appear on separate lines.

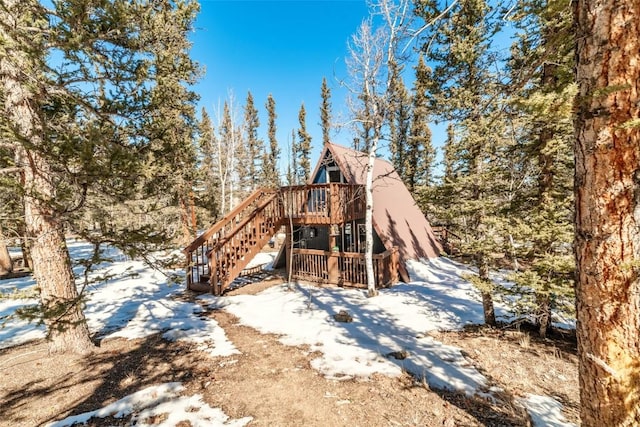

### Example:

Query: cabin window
xmin=358 ymin=224 xmax=367 ymax=252
xmin=327 ymin=166 xmax=344 ymax=183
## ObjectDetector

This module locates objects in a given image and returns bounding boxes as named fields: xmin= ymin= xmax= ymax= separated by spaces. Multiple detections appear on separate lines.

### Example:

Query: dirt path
xmin=200 ymin=310 xmax=496 ymax=427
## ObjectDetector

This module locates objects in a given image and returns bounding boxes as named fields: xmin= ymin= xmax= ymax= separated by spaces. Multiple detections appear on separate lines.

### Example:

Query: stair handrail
xmin=212 ymin=193 xmax=281 ymax=251
xmin=209 ymin=193 xmax=284 ymax=294
xmin=184 ymin=187 xmax=275 ymax=254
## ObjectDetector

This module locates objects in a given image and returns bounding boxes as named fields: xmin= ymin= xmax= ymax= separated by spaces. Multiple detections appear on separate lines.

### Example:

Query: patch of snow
xmin=244 ymin=251 xmax=277 ymax=270
xmin=205 ymin=274 xmax=488 ymax=395
xmin=0 ymin=297 xmax=46 ymax=348
xmin=46 ymin=383 xmax=184 ymax=426
xmin=46 ymin=382 xmax=252 ymax=427
xmin=133 ymin=394 xmax=252 ymax=427
xmin=0 ymin=241 xmax=237 ymax=356
xmin=0 ymin=272 xmax=37 ymax=295
xmin=519 ymin=394 xmax=576 ymax=427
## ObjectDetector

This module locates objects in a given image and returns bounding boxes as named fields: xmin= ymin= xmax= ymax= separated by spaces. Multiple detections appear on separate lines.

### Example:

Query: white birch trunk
xmin=365 ymin=138 xmax=378 ymax=297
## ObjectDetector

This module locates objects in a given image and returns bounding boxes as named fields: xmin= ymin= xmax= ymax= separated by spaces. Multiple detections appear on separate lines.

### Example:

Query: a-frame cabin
xmin=184 ymin=143 xmax=441 ymax=295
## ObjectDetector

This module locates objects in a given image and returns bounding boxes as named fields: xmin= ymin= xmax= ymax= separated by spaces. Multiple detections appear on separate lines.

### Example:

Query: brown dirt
xmin=0 ymin=280 xmax=578 ymax=427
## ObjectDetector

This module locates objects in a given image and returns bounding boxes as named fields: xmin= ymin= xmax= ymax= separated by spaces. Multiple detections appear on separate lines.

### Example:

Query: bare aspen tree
xmin=346 ymin=0 xmax=413 ymax=297
xmin=213 ymin=95 xmax=242 ymax=215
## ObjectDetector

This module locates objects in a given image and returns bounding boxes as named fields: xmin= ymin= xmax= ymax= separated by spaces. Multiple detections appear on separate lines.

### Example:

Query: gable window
xmin=327 ymin=166 xmax=344 ymax=183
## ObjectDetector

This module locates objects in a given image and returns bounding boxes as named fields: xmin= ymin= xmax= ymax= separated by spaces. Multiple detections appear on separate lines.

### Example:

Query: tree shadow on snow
xmin=292 ymin=283 xmax=528 ymax=425
xmin=0 ymin=333 xmax=212 ymax=426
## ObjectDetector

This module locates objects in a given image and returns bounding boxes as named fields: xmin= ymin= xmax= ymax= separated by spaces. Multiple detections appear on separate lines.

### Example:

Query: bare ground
xmin=0 ymin=280 xmax=578 ymax=427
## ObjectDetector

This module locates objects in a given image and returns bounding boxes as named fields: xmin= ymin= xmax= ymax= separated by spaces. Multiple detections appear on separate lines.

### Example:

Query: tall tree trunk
xmin=365 ymin=137 xmax=378 ymax=297
xmin=179 ymin=191 xmax=197 ymax=246
xmin=20 ymin=148 xmax=94 ymax=354
xmin=473 ymin=151 xmax=496 ymax=326
xmin=18 ymin=222 xmax=32 ymax=270
xmin=0 ymin=225 xmax=13 ymax=275
xmin=190 ymin=190 xmax=197 ymax=234
xmin=478 ymin=257 xmax=496 ymax=326
xmin=574 ymin=1 xmax=640 ymax=425
xmin=535 ymin=293 xmax=551 ymax=337
xmin=534 ymin=62 xmax=558 ymax=339
xmin=1 ymin=3 xmax=93 ymax=353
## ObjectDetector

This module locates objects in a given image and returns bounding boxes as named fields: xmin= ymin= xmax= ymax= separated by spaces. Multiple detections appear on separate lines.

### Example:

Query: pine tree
xmin=297 ymin=103 xmax=312 ymax=183
xmin=387 ymin=59 xmax=411 ymax=182
xmin=142 ymin=0 xmax=201 ymax=247
xmin=416 ymin=0 xmax=505 ymax=326
xmin=426 ymin=123 xmax=459 ymax=229
xmin=354 ymin=90 xmax=376 ymax=152
xmin=0 ymin=225 xmax=12 ymax=276
xmin=0 ymin=145 xmax=22 ymax=273
xmin=263 ymin=94 xmax=280 ymax=188
xmin=241 ymin=91 xmax=263 ymax=193
xmin=506 ymin=0 xmax=575 ymax=337
xmin=0 ymin=0 xmax=201 ymax=353
xmin=406 ymin=55 xmax=435 ymax=195
xmin=287 ymin=130 xmax=298 ymax=186
xmin=320 ymin=77 xmax=333 ymax=146
xmin=574 ymin=1 xmax=640 ymax=424
xmin=442 ymin=124 xmax=457 ymax=182
xmin=197 ymin=107 xmax=219 ymax=221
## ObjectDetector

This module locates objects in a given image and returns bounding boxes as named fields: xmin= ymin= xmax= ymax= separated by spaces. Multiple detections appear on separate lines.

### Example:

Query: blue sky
xmin=190 ymin=0 xmax=371 ymax=165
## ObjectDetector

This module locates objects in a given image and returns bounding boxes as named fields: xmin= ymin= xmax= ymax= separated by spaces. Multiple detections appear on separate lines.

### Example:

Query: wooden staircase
xmin=184 ymin=188 xmax=284 ymax=295
xmin=184 ymin=183 xmax=366 ymax=295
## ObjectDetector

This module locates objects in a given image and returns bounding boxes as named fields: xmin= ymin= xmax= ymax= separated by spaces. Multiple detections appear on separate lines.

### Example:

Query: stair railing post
xmin=185 ymin=249 xmax=193 ymax=290
xmin=210 ymin=251 xmax=219 ymax=295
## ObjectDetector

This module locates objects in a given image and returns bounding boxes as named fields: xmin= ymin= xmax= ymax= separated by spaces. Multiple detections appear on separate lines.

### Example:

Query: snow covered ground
xmin=46 ymin=383 xmax=253 ymax=427
xmin=0 ymin=241 xmax=575 ymax=427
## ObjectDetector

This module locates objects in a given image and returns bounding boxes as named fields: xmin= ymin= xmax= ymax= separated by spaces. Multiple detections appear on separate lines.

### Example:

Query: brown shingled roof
xmin=314 ymin=143 xmax=441 ymax=278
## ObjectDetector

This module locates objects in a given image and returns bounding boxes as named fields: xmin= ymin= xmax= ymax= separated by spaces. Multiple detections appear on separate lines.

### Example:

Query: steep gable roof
xmin=314 ymin=143 xmax=441 ymax=267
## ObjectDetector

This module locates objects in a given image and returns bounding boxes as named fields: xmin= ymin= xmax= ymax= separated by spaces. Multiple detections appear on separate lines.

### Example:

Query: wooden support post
xmin=210 ymin=253 xmax=219 ymax=295
xmin=329 ymin=184 xmax=339 ymax=223
xmin=391 ymin=248 xmax=399 ymax=283
xmin=185 ymin=252 xmax=192 ymax=290
xmin=328 ymin=253 xmax=339 ymax=285
xmin=328 ymin=230 xmax=340 ymax=285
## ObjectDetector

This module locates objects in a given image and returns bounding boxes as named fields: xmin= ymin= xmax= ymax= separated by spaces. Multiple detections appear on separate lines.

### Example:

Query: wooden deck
xmin=185 ymin=183 xmax=378 ymax=294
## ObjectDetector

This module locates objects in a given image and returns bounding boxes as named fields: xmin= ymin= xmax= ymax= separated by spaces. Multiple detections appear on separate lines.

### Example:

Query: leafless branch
xmin=0 ymin=167 xmax=22 ymax=175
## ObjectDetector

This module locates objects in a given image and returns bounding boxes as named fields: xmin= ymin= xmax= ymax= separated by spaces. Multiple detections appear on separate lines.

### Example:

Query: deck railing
xmin=431 ymin=225 xmax=462 ymax=255
xmin=290 ymin=247 xmax=399 ymax=288
xmin=280 ymin=183 xmax=365 ymax=224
